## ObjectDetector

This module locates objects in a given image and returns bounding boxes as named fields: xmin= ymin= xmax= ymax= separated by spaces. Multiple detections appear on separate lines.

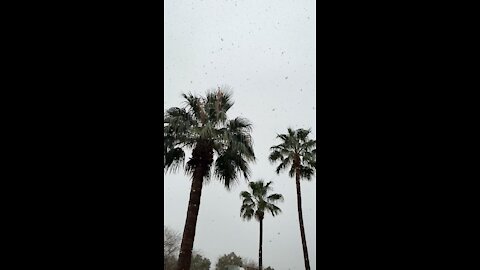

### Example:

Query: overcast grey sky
xmin=164 ymin=1 xmax=316 ymax=269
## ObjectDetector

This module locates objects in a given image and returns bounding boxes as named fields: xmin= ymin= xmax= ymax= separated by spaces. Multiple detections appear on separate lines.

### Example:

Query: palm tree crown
xmin=240 ymin=180 xmax=283 ymax=221
xmin=268 ymin=128 xmax=316 ymax=179
xmin=164 ymin=87 xmax=255 ymax=187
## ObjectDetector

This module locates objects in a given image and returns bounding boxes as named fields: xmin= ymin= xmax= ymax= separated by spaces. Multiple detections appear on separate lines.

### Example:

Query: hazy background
xmin=164 ymin=1 xmax=316 ymax=269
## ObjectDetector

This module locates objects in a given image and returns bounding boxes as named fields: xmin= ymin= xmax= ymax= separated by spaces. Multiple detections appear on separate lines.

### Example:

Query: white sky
xmin=164 ymin=1 xmax=316 ymax=269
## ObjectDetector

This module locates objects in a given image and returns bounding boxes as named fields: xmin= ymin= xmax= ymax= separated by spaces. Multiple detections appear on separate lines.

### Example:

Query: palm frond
xmin=267 ymin=193 xmax=284 ymax=202
xmin=228 ymin=117 xmax=252 ymax=132
xmin=164 ymin=107 xmax=195 ymax=133
xmin=248 ymin=181 xmax=257 ymax=192
xmin=164 ymin=147 xmax=185 ymax=173
xmin=275 ymin=156 xmax=292 ymax=174
xmin=296 ymin=128 xmax=311 ymax=142
xmin=302 ymin=151 xmax=316 ymax=169
xmin=213 ymin=116 xmax=255 ymax=187
xmin=288 ymin=165 xmax=296 ymax=178
xmin=300 ymin=165 xmax=315 ymax=180
xmin=266 ymin=203 xmax=282 ymax=216
xmin=264 ymin=181 xmax=273 ymax=192
xmin=240 ymin=191 xmax=252 ymax=199
xmin=204 ymin=87 xmax=234 ymax=125
xmin=242 ymin=199 xmax=255 ymax=207
xmin=268 ymin=150 xmax=283 ymax=163
xmin=269 ymin=128 xmax=317 ymax=181
xmin=300 ymin=139 xmax=316 ymax=153
xmin=181 ymin=92 xmax=206 ymax=123
xmin=240 ymin=207 xmax=255 ymax=220
xmin=214 ymin=150 xmax=251 ymax=189
xmin=277 ymin=133 xmax=289 ymax=142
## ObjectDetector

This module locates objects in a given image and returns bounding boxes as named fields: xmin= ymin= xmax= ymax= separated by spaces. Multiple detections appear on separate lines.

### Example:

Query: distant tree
xmin=190 ymin=252 xmax=211 ymax=270
xmin=164 ymin=226 xmax=181 ymax=270
xmin=215 ymin=252 xmax=243 ymax=270
xmin=243 ymin=258 xmax=258 ymax=269
xmin=166 ymin=257 xmax=178 ymax=270
xmin=243 ymin=260 xmax=274 ymax=270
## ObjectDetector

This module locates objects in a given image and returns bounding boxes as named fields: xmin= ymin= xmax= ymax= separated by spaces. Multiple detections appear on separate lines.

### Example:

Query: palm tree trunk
xmin=296 ymin=171 xmax=310 ymax=270
xmin=259 ymin=218 xmax=263 ymax=270
xmin=176 ymin=168 xmax=205 ymax=270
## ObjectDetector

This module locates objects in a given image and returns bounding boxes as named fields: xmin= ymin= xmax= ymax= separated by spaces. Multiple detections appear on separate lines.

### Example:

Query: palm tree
xmin=240 ymin=180 xmax=283 ymax=270
xmin=164 ymin=87 xmax=255 ymax=270
xmin=268 ymin=128 xmax=316 ymax=270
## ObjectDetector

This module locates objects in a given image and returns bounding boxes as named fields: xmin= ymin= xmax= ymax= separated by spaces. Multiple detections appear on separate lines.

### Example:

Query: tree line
xmin=164 ymin=87 xmax=316 ymax=270
xmin=164 ymin=226 xmax=275 ymax=270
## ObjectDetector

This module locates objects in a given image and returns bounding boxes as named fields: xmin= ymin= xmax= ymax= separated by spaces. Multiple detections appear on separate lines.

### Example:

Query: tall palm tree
xmin=268 ymin=128 xmax=316 ymax=270
xmin=164 ymin=88 xmax=255 ymax=270
xmin=240 ymin=180 xmax=283 ymax=270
